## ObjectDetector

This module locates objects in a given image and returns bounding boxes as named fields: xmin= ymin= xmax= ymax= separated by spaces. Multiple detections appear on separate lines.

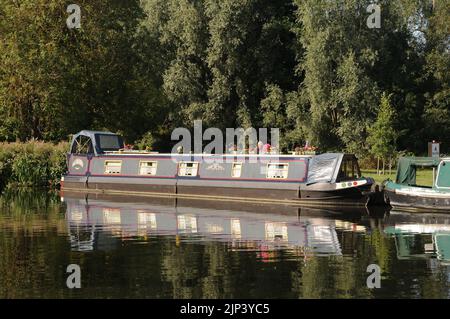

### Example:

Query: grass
xmin=362 ymin=168 xmax=435 ymax=186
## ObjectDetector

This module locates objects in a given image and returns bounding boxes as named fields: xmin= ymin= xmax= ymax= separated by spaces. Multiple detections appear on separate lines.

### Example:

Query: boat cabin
xmin=394 ymin=157 xmax=450 ymax=189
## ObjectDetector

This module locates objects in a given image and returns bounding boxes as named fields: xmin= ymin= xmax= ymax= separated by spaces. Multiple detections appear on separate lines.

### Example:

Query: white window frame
xmin=266 ymin=163 xmax=289 ymax=179
xmin=231 ymin=162 xmax=243 ymax=178
xmin=178 ymin=162 xmax=199 ymax=177
xmin=104 ymin=160 xmax=122 ymax=175
xmin=139 ymin=161 xmax=158 ymax=176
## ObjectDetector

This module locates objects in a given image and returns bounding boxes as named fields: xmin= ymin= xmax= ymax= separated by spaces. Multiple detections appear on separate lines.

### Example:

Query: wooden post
xmin=377 ymin=157 xmax=380 ymax=175
xmin=433 ymin=167 xmax=436 ymax=186
xmin=389 ymin=156 xmax=392 ymax=176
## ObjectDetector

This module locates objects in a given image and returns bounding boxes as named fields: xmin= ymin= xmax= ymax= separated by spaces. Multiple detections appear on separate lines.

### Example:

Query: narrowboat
xmin=61 ymin=130 xmax=377 ymax=207
xmin=383 ymin=157 xmax=450 ymax=213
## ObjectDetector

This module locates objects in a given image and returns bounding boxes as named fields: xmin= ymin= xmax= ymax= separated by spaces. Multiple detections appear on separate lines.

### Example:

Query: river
xmin=0 ymin=190 xmax=449 ymax=298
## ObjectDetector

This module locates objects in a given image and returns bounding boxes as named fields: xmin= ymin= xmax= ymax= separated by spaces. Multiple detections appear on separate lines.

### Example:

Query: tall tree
xmin=205 ymin=0 xmax=297 ymax=129
xmin=291 ymin=0 xmax=416 ymax=155
xmin=367 ymin=93 xmax=398 ymax=174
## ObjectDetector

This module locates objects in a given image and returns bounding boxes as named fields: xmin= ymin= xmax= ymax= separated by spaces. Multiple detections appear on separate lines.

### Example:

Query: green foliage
xmin=0 ymin=141 xmax=68 ymax=189
xmin=0 ymin=0 xmax=448 ymax=157
xmin=367 ymin=93 xmax=398 ymax=160
xmin=135 ymin=132 xmax=155 ymax=151
xmin=0 ymin=0 xmax=167 ymax=143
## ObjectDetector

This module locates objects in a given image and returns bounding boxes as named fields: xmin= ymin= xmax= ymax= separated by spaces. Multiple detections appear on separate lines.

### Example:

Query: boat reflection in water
xmin=384 ymin=211 xmax=450 ymax=266
xmin=62 ymin=193 xmax=450 ymax=268
xmin=62 ymin=193 xmax=373 ymax=259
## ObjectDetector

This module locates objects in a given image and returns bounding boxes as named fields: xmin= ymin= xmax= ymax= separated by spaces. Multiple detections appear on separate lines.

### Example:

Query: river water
xmin=0 ymin=190 xmax=449 ymax=299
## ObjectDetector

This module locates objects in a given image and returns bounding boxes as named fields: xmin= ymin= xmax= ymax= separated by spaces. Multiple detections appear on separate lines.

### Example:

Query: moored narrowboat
xmin=61 ymin=130 xmax=377 ymax=207
xmin=384 ymin=157 xmax=450 ymax=212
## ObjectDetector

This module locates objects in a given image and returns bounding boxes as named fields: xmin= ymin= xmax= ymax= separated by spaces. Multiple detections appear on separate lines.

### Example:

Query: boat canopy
xmin=307 ymin=153 xmax=343 ymax=184
xmin=395 ymin=157 xmax=441 ymax=185
xmin=70 ymin=130 xmax=124 ymax=155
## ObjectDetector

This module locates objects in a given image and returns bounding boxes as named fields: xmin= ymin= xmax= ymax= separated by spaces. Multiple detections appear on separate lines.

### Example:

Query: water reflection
xmin=63 ymin=195 xmax=450 ymax=267
xmin=64 ymin=196 xmax=350 ymax=258
xmin=384 ymin=211 xmax=450 ymax=265
xmin=1 ymin=190 xmax=449 ymax=298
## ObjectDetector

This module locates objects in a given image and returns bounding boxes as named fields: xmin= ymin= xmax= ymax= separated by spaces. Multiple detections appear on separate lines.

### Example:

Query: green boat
xmin=384 ymin=157 xmax=450 ymax=213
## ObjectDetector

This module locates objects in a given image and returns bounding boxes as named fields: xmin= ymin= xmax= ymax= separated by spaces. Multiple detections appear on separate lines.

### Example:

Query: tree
xmin=290 ymin=0 xmax=424 ymax=156
xmin=0 ymin=0 xmax=166 ymax=143
xmin=1 ymin=0 xmax=448 ymax=158
xmin=204 ymin=0 xmax=298 ymax=129
xmin=367 ymin=93 xmax=398 ymax=174
xmin=421 ymin=0 xmax=450 ymax=151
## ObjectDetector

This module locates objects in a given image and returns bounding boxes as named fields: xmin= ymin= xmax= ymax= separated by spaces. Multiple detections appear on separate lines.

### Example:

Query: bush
xmin=0 ymin=141 xmax=68 ymax=190
xmin=135 ymin=132 xmax=155 ymax=151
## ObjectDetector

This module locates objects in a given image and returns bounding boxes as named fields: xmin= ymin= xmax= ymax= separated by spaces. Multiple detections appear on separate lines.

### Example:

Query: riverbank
xmin=0 ymin=141 xmax=68 ymax=190
xmin=0 ymin=141 xmax=434 ymax=192
xmin=361 ymin=169 xmax=434 ymax=186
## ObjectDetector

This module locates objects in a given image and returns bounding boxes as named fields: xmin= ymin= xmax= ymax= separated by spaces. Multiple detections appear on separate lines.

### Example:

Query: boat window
xmin=336 ymin=157 xmax=361 ymax=181
xmin=71 ymin=135 xmax=94 ymax=155
xmin=231 ymin=163 xmax=243 ymax=178
xmin=96 ymin=134 xmax=124 ymax=152
xmin=436 ymin=161 xmax=450 ymax=188
xmin=139 ymin=161 xmax=158 ymax=176
xmin=307 ymin=154 xmax=339 ymax=183
xmin=104 ymin=160 xmax=122 ymax=175
xmin=178 ymin=162 xmax=199 ymax=177
xmin=267 ymin=163 xmax=289 ymax=179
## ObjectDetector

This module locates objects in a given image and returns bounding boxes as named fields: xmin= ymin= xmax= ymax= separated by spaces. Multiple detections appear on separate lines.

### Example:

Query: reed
xmin=0 ymin=141 xmax=68 ymax=190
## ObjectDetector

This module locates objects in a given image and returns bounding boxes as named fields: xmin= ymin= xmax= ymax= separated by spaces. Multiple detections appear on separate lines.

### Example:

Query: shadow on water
xmin=0 ymin=189 xmax=449 ymax=298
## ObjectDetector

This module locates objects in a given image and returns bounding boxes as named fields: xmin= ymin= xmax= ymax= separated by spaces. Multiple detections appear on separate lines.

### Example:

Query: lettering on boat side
xmin=366 ymin=264 xmax=381 ymax=289
xmin=66 ymin=4 xmax=81 ymax=29
xmin=171 ymin=120 xmax=280 ymax=164
xmin=205 ymin=163 xmax=225 ymax=171
xmin=66 ymin=264 xmax=81 ymax=289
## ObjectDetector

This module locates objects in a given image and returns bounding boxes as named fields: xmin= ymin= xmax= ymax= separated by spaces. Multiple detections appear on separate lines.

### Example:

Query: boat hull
xmin=384 ymin=187 xmax=450 ymax=213
xmin=62 ymin=175 xmax=374 ymax=208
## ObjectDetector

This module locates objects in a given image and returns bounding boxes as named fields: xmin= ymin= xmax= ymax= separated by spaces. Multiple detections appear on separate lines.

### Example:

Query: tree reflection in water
xmin=0 ymin=190 xmax=449 ymax=298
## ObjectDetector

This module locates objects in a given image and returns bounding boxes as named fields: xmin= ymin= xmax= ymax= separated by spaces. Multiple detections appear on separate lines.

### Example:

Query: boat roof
xmin=396 ymin=157 xmax=442 ymax=185
xmin=71 ymin=130 xmax=124 ymax=155
xmin=399 ymin=157 xmax=441 ymax=166
xmin=74 ymin=130 xmax=117 ymax=139
xmin=102 ymin=151 xmax=313 ymax=158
